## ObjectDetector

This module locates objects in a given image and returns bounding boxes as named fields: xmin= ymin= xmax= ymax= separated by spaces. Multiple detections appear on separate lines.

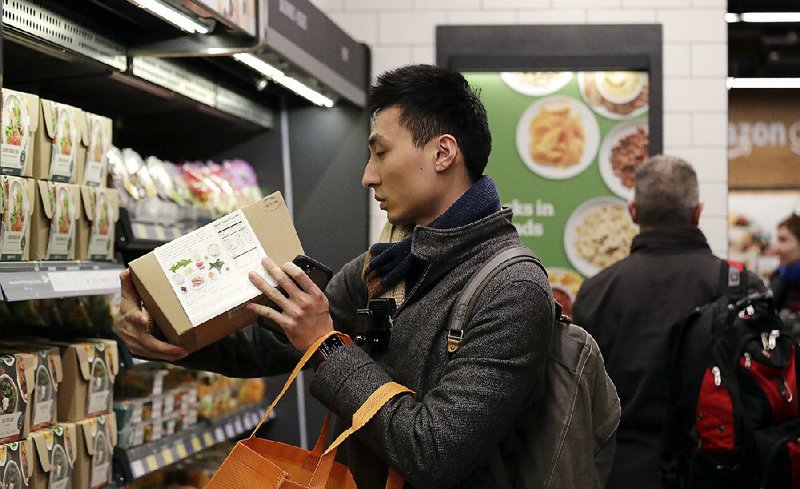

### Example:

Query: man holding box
xmin=115 ymin=64 xmax=555 ymax=488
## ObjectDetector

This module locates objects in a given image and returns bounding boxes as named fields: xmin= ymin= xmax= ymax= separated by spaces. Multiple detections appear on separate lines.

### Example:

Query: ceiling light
xmin=727 ymin=77 xmax=800 ymax=89
xmin=130 ymin=0 xmax=209 ymax=34
xmin=730 ymin=12 xmax=800 ymax=23
xmin=233 ymin=53 xmax=334 ymax=108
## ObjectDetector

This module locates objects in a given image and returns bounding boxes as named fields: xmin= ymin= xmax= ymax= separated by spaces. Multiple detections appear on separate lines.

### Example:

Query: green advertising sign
xmin=465 ymin=71 xmax=649 ymax=313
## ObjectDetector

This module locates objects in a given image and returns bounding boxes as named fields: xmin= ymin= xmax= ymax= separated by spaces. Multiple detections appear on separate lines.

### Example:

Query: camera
xmin=354 ymin=298 xmax=396 ymax=349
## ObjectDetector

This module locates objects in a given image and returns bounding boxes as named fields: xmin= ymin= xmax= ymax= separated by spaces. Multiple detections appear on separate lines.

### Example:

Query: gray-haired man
xmin=572 ymin=155 xmax=762 ymax=489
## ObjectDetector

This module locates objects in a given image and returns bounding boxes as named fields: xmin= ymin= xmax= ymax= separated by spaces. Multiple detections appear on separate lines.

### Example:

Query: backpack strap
xmin=720 ymin=259 xmax=748 ymax=298
xmin=447 ymin=245 xmax=543 ymax=354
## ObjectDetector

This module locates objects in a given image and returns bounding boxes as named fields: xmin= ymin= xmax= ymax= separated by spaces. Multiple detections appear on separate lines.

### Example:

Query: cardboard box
xmin=33 ymin=99 xmax=86 ymax=183
xmin=77 ymin=186 xmax=120 ymax=261
xmin=0 ymin=345 xmax=62 ymax=432
xmin=130 ymin=192 xmax=303 ymax=352
xmin=29 ymin=424 xmax=76 ymax=489
xmin=0 ymin=176 xmax=35 ymax=260
xmin=30 ymin=181 xmax=81 ymax=261
xmin=73 ymin=415 xmax=115 ymax=489
xmin=37 ymin=340 xmax=118 ymax=423
xmin=1 ymin=89 xmax=39 ymax=178
xmin=0 ymin=352 xmax=35 ymax=444
xmin=0 ymin=439 xmax=33 ymax=489
xmin=81 ymin=114 xmax=112 ymax=188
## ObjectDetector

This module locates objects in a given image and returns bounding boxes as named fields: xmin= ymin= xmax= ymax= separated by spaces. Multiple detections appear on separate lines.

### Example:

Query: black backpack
xmin=661 ymin=261 xmax=800 ymax=489
xmin=447 ymin=246 xmax=620 ymax=489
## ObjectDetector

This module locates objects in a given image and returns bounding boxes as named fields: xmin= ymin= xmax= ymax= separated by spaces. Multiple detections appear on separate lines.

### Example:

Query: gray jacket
xmin=178 ymin=209 xmax=554 ymax=488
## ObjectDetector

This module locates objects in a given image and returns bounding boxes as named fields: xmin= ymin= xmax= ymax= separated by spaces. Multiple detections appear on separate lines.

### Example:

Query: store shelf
xmin=114 ymin=404 xmax=274 ymax=482
xmin=0 ymin=261 xmax=123 ymax=301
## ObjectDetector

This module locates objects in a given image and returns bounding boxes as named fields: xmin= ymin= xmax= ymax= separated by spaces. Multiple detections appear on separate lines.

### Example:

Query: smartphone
xmin=291 ymin=254 xmax=334 ymax=292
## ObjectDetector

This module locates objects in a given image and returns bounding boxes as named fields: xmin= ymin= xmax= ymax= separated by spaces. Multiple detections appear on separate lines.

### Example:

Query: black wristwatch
xmin=311 ymin=334 xmax=350 ymax=369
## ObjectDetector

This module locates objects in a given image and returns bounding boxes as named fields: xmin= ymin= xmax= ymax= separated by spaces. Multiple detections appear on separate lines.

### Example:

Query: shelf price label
xmin=203 ymin=432 xmax=214 ymax=447
xmin=191 ymin=436 xmax=202 ymax=452
xmin=176 ymin=443 xmax=188 ymax=459
xmin=145 ymin=455 xmax=159 ymax=472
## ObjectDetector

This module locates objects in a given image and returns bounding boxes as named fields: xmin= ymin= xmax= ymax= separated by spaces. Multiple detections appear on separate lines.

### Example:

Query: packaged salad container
xmin=0 ymin=176 xmax=35 ymax=261
xmin=33 ymin=99 xmax=86 ymax=183
xmin=77 ymin=186 xmax=120 ymax=261
xmin=30 ymin=182 xmax=81 ymax=260
xmin=1 ymin=89 xmax=40 ymax=178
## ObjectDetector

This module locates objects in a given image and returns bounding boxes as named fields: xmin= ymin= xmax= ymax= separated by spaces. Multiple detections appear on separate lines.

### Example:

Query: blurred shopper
xmin=572 ymin=155 xmax=762 ymax=489
xmin=771 ymin=213 xmax=800 ymax=315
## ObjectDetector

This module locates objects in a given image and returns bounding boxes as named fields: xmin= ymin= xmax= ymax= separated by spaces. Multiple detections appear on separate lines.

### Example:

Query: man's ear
xmin=433 ymin=134 xmax=459 ymax=173
xmin=627 ymin=200 xmax=639 ymax=224
xmin=692 ymin=202 xmax=704 ymax=227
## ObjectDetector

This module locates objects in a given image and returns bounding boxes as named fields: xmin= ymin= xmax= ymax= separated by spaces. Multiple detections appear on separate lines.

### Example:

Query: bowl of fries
xmin=501 ymin=71 xmax=573 ymax=97
xmin=547 ymin=267 xmax=584 ymax=317
xmin=515 ymin=95 xmax=599 ymax=180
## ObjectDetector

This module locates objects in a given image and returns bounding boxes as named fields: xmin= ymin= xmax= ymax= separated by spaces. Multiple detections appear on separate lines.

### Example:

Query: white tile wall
xmin=310 ymin=0 xmax=729 ymax=250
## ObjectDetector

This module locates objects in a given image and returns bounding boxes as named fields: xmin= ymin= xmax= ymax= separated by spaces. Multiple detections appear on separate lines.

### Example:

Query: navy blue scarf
xmin=364 ymin=176 xmax=501 ymax=298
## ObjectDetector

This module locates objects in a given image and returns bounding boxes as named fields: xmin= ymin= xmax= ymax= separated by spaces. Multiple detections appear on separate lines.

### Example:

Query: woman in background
xmin=772 ymin=213 xmax=800 ymax=321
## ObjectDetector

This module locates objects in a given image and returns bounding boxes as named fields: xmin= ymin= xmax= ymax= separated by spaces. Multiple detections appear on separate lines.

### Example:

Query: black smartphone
xmin=291 ymin=254 xmax=334 ymax=292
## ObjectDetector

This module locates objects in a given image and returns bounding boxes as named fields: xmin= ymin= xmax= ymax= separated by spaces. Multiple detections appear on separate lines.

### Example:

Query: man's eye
xmin=376 ymin=151 xmax=385 ymax=159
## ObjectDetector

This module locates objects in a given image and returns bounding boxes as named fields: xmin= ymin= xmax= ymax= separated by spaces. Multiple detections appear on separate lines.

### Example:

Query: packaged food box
xmin=29 ymin=423 xmax=76 ymax=489
xmin=1 ymin=89 xmax=39 ymax=178
xmin=0 ymin=344 xmax=62 ymax=431
xmin=77 ymin=186 xmax=120 ymax=261
xmin=113 ymin=397 xmax=162 ymax=432
xmin=81 ymin=113 xmax=112 ymax=188
xmin=0 ymin=352 xmax=35 ymax=444
xmin=73 ymin=414 xmax=116 ymax=489
xmin=30 ymin=181 xmax=81 ymax=260
xmin=0 ymin=176 xmax=35 ymax=260
xmin=129 ymin=192 xmax=303 ymax=352
xmin=30 ymin=340 xmax=118 ymax=422
xmin=114 ymin=366 xmax=168 ymax=400
xmin=33 ymin=99 xmax=86 ymax=183
xmin=0 ymin=438 xmax=33 ymax=489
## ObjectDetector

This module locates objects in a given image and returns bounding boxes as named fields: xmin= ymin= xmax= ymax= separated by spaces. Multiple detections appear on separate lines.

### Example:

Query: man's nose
xmin=362 ymin=159 xmax=378 ymax=188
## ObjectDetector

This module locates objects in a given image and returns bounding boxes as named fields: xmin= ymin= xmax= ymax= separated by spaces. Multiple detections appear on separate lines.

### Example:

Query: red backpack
xmin=661 ymin=262 xmax=800 ymax=488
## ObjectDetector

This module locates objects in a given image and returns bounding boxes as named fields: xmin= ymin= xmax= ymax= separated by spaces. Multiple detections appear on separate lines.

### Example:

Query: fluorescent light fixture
xmin=727 ymin=12 xmax=800 ymax=23
xmin=727 ymin=77 xmax=800 ymax=89
xmin=130 ymin=0 xmax=209 ymax=34
xmin=233 ymin=53 xmax=335 ymax=108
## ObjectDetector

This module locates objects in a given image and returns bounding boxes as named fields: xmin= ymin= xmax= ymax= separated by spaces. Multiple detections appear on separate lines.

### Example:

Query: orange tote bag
xmin=206 ymin=332 xmax=410 ymax=489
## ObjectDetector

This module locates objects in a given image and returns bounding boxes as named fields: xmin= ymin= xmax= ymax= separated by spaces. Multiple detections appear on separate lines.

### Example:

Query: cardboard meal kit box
xmin=1 ymin=89 xmax=40 ymax=178
xmin=30 ymin=181 xmax=81 ymax=261
xmin=29 ymin=423 xmax=76 ymax=489
xmin=130 ymin=192 xmax=304 ymax=353
xmin=78 ymin=186 xmax=120 ymax=261
xmin=73 ymin=414 xmax=115 ymax=489
xmin=0 ymin=345 xmax=62 ymax=432
xmin=81 ymin=114 xmax=112 ymax=188
xmin=0 ymin=439 xmax=33 ymax=489
xmin=0 ymin=352 xmax=35 ymax=444
xmin=34 ymin=99 xmax=86 ymax=183
xmin=0 ymin=176 xmax=36 ymax=260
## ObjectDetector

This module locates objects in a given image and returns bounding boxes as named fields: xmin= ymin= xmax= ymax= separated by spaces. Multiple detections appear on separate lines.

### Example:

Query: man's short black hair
xmin=368 ymin=64 xmax=492 ymax=182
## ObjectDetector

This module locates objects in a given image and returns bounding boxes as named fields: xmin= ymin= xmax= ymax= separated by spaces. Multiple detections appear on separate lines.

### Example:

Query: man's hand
xmin=246 ymin=256 xmax=334 ymax=352
xmin=114 ymin=269 xmax=189 ymax=361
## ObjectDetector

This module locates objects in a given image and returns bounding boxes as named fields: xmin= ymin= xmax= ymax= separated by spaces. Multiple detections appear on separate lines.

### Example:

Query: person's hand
xmin=246 ymin=256 xmax=334 ymax=352
xmin=114 ymin=269 xmax=189 ymax=361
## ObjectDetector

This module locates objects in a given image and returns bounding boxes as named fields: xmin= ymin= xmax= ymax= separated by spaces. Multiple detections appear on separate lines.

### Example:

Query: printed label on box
xmin=84 ymin=116 xmax=108 ymax=187
xmin=88 ymin=191 xmax=113 ymax=259
xmin=91 ymin=430 xmax=110 ymax=488
xmin=154 ymin=209 xmax=273 ymax=327
xmin=46 ymin=186 xmax=77 ymax=260
xmin=0 ymin=178 xmax=30 ymax=260
xmin=87 ymin=358 xmax=111 ymax=416
xmin=0 ymin=412 xmax=22 ymax=441
xmin=49 ymin=105 xmax=77 ymax=182
xmin=1 ymin=93 xmax=30 ymax=175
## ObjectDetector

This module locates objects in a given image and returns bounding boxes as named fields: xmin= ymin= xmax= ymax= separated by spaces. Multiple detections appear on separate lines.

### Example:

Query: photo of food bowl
xmin=54 ymin=187 xmax=73 ymax=235
xmin=3 ymin=95 xmax=27 ymax=149
xmin=547 ymin=268 xmax=584 ymax=317
xmin=35 ymin=365 xmax=52 ymax=403
xmin=54 ymin=108 xmax=74 ymax=157
xmin=48 ymin=444 xmax=69 ymax=485
xmin=2 ymin=460 xmax=21 ymax=489
xmin=95 ymin=192 xmax=110 ymax=236
xmin=0 ymin=374 xmax=18 ymax=416
xmin=90 ymin=360 xmax=109 ymax=395
xmin=516 ymin=95 xmax=599 ymax=180
xmin=7 ymin=180 xmax=27 ymax=234
xmin=579 ymin=71 xmax=649 ymax=120
xmin=564 ymin=197 xmax=638 ymax=277
xmin=501 ymin=71 xmax=573 ymax=97
xmin=599 ymin=120 xmax=650 ymax=200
